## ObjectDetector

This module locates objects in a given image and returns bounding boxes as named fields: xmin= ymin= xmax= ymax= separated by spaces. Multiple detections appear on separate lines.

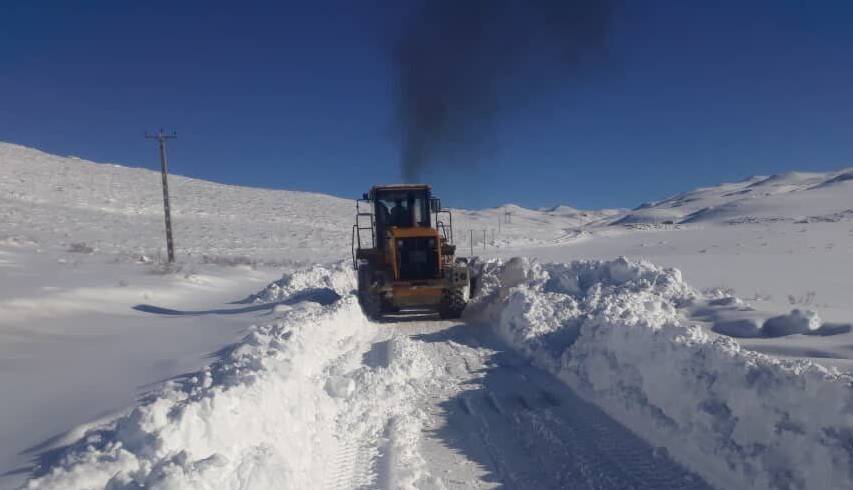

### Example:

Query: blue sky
xmin=2 ymin=1 xmax=852 ymax=210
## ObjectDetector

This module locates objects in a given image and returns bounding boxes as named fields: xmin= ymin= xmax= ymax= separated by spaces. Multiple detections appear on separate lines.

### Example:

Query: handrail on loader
xmin=437 ymin=210 xmax=453 ymax=243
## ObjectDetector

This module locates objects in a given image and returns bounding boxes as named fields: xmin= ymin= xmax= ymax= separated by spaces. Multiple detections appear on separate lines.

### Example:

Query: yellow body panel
xmin=391 ymin=283 xmax=444 ymax=306
xmin=388 ymin=226 xmax=439 ymax=238
xmin=392 ymin=284 xmax=443 ymax=297
xmin=385 ymin=227 xmax=443 ymax=281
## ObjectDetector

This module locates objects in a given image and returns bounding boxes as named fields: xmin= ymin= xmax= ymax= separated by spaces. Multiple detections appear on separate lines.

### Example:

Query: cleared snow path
xmin=16 ymin=263 xmax=710 ymax=489
xmin=360 ymin=317 xmax=709 ymax=489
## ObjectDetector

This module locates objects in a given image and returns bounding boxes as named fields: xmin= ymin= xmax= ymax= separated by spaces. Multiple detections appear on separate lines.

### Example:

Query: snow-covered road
xmin=19 ymin=265 xmax=710 ymax=489
xmin=358 ymin=318 xmax=708 ymax=489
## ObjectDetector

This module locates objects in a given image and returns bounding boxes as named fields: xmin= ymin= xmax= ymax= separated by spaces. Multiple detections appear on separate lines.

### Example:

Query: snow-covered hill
xmin=2 ymin=142 xmax=852 ymax=489
xmin=0 ymin=143 xmax=618 ymax=262
xmin=0 ymin=142 xmax=353 ymax=264
xmin=615 ymin=169 xmax=853 ymax=226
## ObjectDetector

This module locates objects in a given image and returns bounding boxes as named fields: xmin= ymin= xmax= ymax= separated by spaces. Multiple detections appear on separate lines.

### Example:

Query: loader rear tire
xmin=380 ymin=297 xmax=400 ymax=314
xmin=439 ymin=289 xmax=466 ymax=319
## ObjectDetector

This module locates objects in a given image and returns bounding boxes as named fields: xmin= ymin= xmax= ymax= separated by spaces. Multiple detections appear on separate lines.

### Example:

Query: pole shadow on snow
xmin=130 ymin=289 xmax=347 ymax=400
xmin=130 ymin=287 xmax=342 ymax=398
xmin=411 ymin=324 xmax=711 ymax=489
xmin=132 ymin=287 xmax=341 ymax=316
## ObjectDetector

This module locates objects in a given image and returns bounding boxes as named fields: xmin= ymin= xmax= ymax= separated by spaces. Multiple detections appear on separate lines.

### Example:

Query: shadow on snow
xmin=132 ymin=287 xmax=341 ymax=316
xmin=7 ymin=288 xmax=343 ymax=480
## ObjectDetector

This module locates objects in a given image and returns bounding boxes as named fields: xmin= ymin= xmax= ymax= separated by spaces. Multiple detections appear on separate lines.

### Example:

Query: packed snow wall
xmin=23 ymin=264 xmax=372 ymax=489
xmin=23 ymin=262 xmax=440 ymax=490
xmin=467 ymin=257 xmax=853 ymax=490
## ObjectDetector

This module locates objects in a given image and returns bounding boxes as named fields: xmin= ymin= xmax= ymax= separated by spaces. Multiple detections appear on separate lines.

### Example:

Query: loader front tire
xmin=439 ymin=289 xmax=466 ymax=319
xmin=357 ymin=266 xmax=382 ymax=320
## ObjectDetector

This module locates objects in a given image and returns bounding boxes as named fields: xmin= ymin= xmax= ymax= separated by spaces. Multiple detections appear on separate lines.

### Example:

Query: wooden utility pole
xmin=469 ymin=229 xmax=474 ymax=257
xmin=145 ymin=129 xmax=177 ymax=263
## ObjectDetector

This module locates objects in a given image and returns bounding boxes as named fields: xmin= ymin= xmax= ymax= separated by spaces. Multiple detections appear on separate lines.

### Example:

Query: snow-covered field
xmin=497 ymin=169 xmax=853 ymax=372
xmin=1 ymin=142 xmax=851 ymax=489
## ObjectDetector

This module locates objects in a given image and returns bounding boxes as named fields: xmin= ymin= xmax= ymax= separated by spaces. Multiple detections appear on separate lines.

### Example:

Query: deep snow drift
xmin=22 ymin=264 xmax=374 ymax=489
xmin=468 ymin=257 xmax=853 ymax=489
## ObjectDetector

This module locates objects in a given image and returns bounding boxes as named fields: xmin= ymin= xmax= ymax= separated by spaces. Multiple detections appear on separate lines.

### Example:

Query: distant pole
xmin=491 ymin=228 xmax=495 ymax=242
xmin=469 ymin=229 xmax=474 ymax=257
xmin=482 ymin=229 xmax=486 ymax=250
xmin=145 ymin=129 xmax=177 ymax=263
xmin=498 ymin=216 xmax=501 ymax=234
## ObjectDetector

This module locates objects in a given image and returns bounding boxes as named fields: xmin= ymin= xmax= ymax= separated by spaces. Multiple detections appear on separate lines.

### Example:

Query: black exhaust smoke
xmin=393 ymin=0 xmax=614 ymax=182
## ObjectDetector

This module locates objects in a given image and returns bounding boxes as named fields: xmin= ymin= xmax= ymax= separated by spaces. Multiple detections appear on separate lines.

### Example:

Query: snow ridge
xmin=24 ymin=264 xmax=370 ymax=489
xmin=22 ymin=263 xmax=441 ymax=490
xmin=469 ymin=257 xmax=853 ymax=490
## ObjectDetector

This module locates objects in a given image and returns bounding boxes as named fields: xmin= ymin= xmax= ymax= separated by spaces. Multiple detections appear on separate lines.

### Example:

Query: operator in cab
xmin=389 ymin=198 xmax=412 ymax=227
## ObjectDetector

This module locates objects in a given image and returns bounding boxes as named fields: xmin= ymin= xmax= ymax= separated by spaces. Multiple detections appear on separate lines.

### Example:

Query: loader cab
xmin=370 ymin=184 xmax=432 ymax=245
xmin=352 ymin=184 xmax=454 ymax=282
xmin=370 ymin=186 xmax=438 ymax=281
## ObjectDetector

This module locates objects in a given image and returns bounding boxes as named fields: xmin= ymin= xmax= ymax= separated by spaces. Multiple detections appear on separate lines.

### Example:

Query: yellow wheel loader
xmin=352 ymin=184 xmax=470 ymax=320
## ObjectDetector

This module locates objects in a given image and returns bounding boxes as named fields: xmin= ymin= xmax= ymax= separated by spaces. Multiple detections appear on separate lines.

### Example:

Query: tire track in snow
xmin=322 ymin=329 xmax=386 ymax=490
xmin=325 ymin=325 xmax=441 ymax=489
xmin=325 ymin=436 xmax=379 ymax=490
xmin=388 ymin=321 xmax=711 ymax=489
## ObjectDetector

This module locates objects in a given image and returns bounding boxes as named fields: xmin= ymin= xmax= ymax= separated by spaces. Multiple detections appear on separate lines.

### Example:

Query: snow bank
xmin=247 ymin=262 xmax=356 ymax=303
xmin=24 ymin=264 xmax=371 ymax=490
xmin=24 ymin=262 xmax=439 ymax=489
xmin=468 ymin=257 xmax=853 ymax=490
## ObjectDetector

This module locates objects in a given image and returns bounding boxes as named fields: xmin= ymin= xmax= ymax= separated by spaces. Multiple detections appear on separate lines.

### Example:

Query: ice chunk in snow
xmin=762 ymin=309 xmax=822 ymax=337
xmin=324 ymin=375 xmax=356 ymax=399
